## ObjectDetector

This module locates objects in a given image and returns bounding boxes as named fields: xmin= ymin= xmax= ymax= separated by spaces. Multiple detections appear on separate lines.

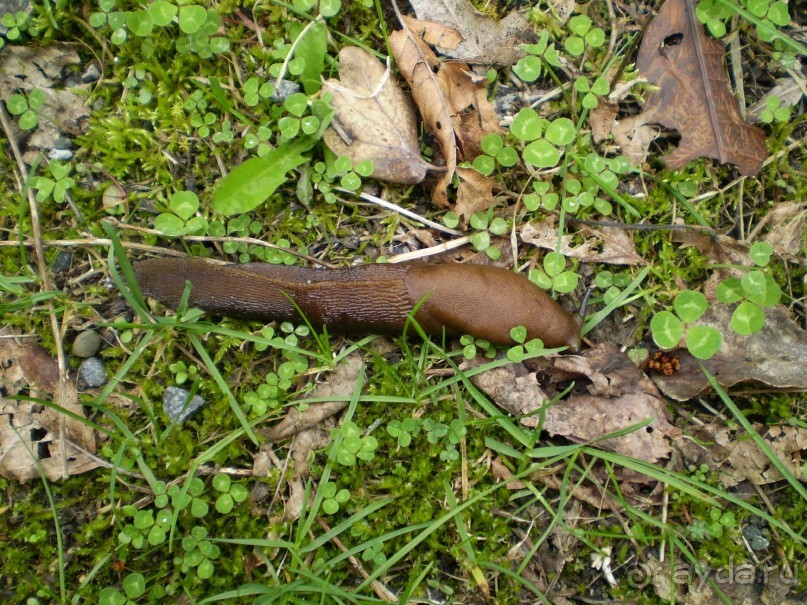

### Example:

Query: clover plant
xmin=529 ymin=252 xmax=579 ymax=294
xmin=511 ymin=108 xmax=577 ymax=169
xmin=331 ymin=420 xmax=378 ymax=466
xmin=506 ymin=326 xmax=546 ymax=362
xmin=473 ymin=133 xmax=519 ymax=175
xmin=320 ymin=481 xmax=350 ymax=515
xmin=513 ymin=30 xmax=562 ymax=83
xmin=30 ymin=161 xmax=76 ymax=203
xmin=715 ymin=242 xmax=781 ymax=335
xmin=651 ymin=291 xmax=722 ymax=360
xmin=154 ymin=191 xmax=208 ymax=237
xmin=212 ymin=473 xmax=249 ymax=514
xmin=386 ymin=418 xmax=422 ymax=447
xmin=6 ymin=88 xmax=44 ymax=130
xmin=564 ymin=14 xmax=606 ymax=56
xmin=759 ymin=95 xmax=791 ymax=123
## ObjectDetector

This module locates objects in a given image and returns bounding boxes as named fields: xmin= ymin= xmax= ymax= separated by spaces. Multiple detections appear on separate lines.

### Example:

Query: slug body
xmin=134 ymin=258 xmax=582 ymax=351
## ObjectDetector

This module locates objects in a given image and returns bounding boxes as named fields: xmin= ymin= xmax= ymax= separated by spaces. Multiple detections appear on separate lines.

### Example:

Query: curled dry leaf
xmin=462 ymin=343 xmax=680 ymax=462
xmin=391 ymin=18 xmax=502 ymax=210
xmin=677 ymin=423 xmax=807 ymax=487
xmin=454 ymin=166 xmax=496 ymax=220
xmin=634 ymin=0 xmax=767 ymax=175
xmin=407 ymin=0 xmax=532 ymax=66
xmin=521 ymin=218 xmax=645 ymax=265
xmin=390 ymin=27 xmax=456 ymax=207
xmin=322 ymin=47 xmax=432 ymax=185
xmin=0 ymin=330 xmax=98 ymax=482
xmin=650 ymin=305 xmax=807 ymax=401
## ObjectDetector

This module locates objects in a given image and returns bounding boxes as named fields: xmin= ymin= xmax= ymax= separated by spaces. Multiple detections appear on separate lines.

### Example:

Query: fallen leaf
xmin=521 ymin=218 xmax=645 ymax=265
xmin=610 ymin=114 xmax=659 ymax=168
xmin=634 ymin=0 xmax=767 ymax=175
xmin=390 ymin=28 xmax=456 ymax=207
xmin=400 ymin=14 xmax=463 ymax=50
xmin=407 ymin=0 xmax=532 ymax=65
xmin=589 ymin=101 xmax=619 ymax=144
xmin=0 ymin=331 xmax=98 ymax=482
xmin=259 ymin=355 xmax=362 ymax=442
xmin=454 ymin=166 xmax=497 ymax=220
xmin=322 ymin=47 xmax=432 ymax=185
xmin=463 ymin=343 xmax=680 ymax=462
xmin=650 ymin=304 xmax=807 ymax=401
xmin=754 ymin=201 xmax=806 ymax=260
xmin=677 ymin=423 xmax=807 ymax=487
xmin=439 ymin=61 xmax=502 ymax=160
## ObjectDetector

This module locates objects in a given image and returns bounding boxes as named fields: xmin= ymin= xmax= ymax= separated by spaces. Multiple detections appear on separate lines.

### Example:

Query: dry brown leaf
xmin=0 ymin=334 xmax=98 ymax=482
xmin=677 ymin=423 xmax=807 ymax=487
xmin=589 ymin=101 xmax=618 ymax=144
xmin=635 ymin=0 xmax=767 ymax=175
xmin=407 ymin=0 xmax=532 ymax=65
xmin=259 ymin=355 xmax=362 ymax=443
xmin=454 ymin=166 xmax=497 ymax=220
xmin=463 ymin=343 xmax=680 ymax=462
xmin=400 ymin=14 xmax=463 ymax=50
xmin=322 ymin=47 xmax=432 ymax=185
xmin=439 ymin=61 xmax=502 ymax=160
xmin=650 ymin=305 xmax=807 ymax=401
xmin=521 ymin=218 xmax=645 ymax=265
xmin=590 ymin=100 xmax=659 ymax=168
xmin=390 ymin=28 xmax=457 ymax=207
xmin=755 ymin=201 xmax=806 ymax=259
xmin=610 ymin=115 xmax=659 ymax=168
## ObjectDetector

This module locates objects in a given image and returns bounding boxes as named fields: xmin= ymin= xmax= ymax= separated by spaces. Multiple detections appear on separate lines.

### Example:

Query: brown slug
xmin=133 ymin=257 xmax=583 ymax=351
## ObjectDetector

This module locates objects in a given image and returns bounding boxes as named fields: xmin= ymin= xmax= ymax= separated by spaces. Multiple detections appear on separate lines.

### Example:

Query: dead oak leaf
xmin=462 ymin=343 xmax=680 ymax=462
xmin=0 ymin=333 xmax=98 ymax=482
xmin=635 ymin=0 xmax=767 ymax=175
xmin=322 ymin=47 xmax=432 ymax=185
xmin=407 ymin=0 xmax=532 ymax=66
xmin=650 ymin=304 xmax=807 ymax=401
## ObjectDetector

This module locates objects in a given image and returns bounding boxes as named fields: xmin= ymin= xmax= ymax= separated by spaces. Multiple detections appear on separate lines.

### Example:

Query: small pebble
xmin=79 ymin=357 xmax=107 ymax=388
xmin=51 ymin=250 xmax=73 ymax=276
xmin=81 ymin=63 xmax=101 ymax=83
xmin=72 ymin=330 xmax=102 ymax=358
xmin=48 ymin=148 xmax=73 ymax=161
xmin=743 ymin=524 xmax=769 ymax=551
xmin=271 ymin=79 xmax=300 ymax=103
xmin=163 ymin=386 xmax=206 ymax=424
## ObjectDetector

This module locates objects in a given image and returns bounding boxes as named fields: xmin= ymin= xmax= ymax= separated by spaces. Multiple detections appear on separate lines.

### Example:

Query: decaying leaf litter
xmin=2 ymin=0 xmax=805 ymax=601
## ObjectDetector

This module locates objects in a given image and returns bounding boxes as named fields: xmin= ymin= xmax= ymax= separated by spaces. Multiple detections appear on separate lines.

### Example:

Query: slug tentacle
xmin=133 ymin=257 xmax=582 ymax=351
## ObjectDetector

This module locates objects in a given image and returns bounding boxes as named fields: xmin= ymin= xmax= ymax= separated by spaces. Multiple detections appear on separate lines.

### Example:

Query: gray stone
xmin=72 ymin=330 xmax=102 ymax=358
xmin=78 ymin=356 xmax=107 ymax=388
xmin=80 ymin=63 xmax=101 ymax=83
xmin=271 ymin=79 xmax=300 ymax=103
xmin=163 ymin=386 xmax=206 ymax=423
xmin=48 ymin=148 xmax=73 ymax=161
